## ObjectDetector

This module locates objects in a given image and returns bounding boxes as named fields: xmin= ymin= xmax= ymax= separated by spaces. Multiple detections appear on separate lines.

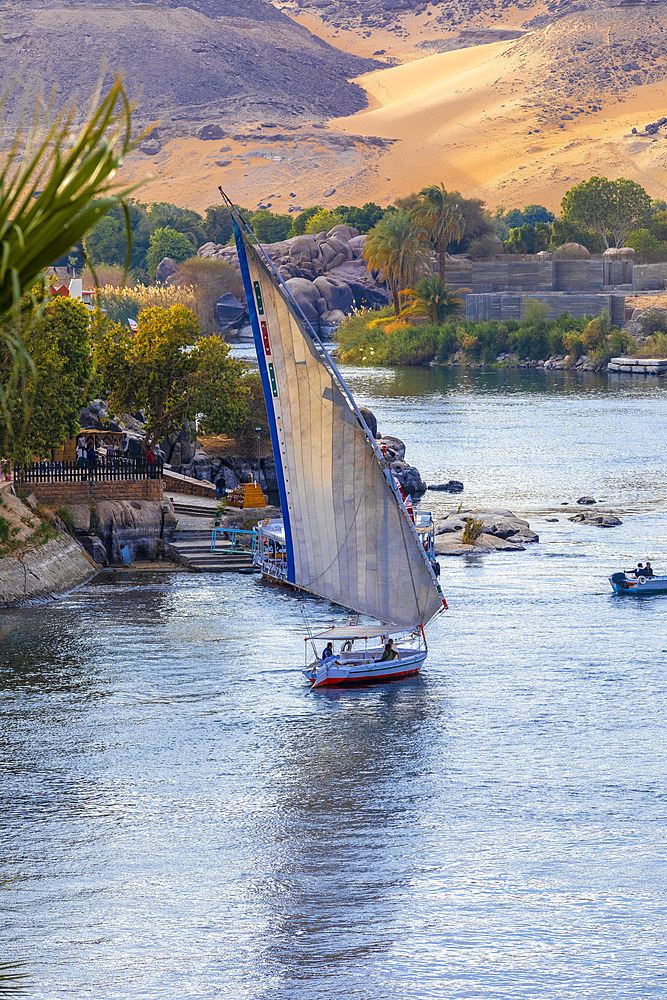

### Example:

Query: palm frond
xmin=0 ymin=80 xmax=150 ymax=437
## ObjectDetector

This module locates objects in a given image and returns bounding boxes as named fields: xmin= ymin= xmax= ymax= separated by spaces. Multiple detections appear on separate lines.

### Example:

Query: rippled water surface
xmin=1 ymin=368 xmax=666 ymax=999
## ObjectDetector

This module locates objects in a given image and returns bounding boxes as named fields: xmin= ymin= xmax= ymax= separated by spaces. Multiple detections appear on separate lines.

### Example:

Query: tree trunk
xmin=438 ymin=243 xmax=445 ymax=281
xmin=392 ymin=282 xmax=400 ymax=315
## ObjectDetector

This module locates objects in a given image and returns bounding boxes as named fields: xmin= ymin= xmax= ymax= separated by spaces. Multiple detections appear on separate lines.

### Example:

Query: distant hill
xmin=0 ymin=0 xmax=375 ymax=140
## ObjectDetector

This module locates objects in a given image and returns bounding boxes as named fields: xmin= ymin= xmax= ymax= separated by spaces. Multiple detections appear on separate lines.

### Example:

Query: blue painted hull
xmin=609 ymin=574 xmax=667 ymax=595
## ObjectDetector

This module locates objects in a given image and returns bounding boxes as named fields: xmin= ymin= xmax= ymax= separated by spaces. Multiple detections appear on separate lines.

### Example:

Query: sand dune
xmin=120 ymin=2 xmax=667 ymax=212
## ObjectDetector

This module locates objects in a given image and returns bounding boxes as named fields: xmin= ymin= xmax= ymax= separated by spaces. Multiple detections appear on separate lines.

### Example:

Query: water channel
xmin=1 ymin=367 xmax=666 ymax=999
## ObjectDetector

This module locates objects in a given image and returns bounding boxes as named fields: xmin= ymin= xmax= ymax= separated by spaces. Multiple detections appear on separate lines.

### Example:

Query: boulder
xmin=428 ymin=480 xmax=464 ymax=493
xmin=359 ymin=406 xmax=378 ymax=439
xmin=390 ymin=459 xmax=425 ymax=495
xmin=569 ymin=512 xmax=622 ymax=527
xmin=577 ymin=496 xmax=597 ymax=504
xmin=140 ymin=139 xmax=161 ymax=156
xmin=320 ymin=308 xmax=346 ymax=329
xmin=435 ymin=509 xmax=539 ymax=544
xmin=197 ymin=124 xmax=225 ymax=140
xmin=284 ymin=276 xmax=322 ymax=326
xmin=155 ymin=257 xmax=177 ymax=284
xmin=78 ymin=534 xmax=107 ymax=565
xmin=313 ymin=275 xmax=354 ymax=314
xmin=93 ymin=500 xmax=168 ymax=563
xmin=378 ymin=435 xmax=406 ymax=461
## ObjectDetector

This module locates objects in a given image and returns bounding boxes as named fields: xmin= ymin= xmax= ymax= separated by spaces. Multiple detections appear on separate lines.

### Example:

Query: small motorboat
xmin=304 ymin=626 xmax=427 ymax=689
xmin=609 ymin=571 xmax=667 ymax=595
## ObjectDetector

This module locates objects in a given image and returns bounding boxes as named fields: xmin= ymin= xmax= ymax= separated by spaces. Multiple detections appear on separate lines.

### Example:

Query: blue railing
xmin=210 ymin=527 xmax=258 ymax=554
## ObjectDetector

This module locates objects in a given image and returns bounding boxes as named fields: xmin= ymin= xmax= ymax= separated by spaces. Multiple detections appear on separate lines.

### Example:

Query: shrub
xmin=638 ymin=307 xmax=667 ymax=335
xmin=461 ymin=517 xmax=484 ymax=544
xmin=171 ymin=258 xmax=244 ymax=335
xmin=0 ymin=515 xmax=9 ymax=545
xmin=56 ymin=506 xmax=75 ymax=534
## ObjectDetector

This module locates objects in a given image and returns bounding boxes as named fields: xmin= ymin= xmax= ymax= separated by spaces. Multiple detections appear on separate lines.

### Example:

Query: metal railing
xmin=13 ymin=457 xmax=164 ymax=485
xmin=210 ymin=527 xmax=258 ymax=554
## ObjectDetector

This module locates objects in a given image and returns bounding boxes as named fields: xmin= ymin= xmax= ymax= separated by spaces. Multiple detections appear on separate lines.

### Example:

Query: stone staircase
xmin=166 ymin=493 xmax=257 ymax=574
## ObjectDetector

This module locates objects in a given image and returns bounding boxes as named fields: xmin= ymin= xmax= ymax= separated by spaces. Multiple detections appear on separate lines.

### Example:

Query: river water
xmin=1 ymin=368 xmax=666 ymax=999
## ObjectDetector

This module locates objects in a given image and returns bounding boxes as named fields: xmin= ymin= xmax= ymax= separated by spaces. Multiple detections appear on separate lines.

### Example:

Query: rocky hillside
xmin=0 ymin=0 xmax=375 ymax=138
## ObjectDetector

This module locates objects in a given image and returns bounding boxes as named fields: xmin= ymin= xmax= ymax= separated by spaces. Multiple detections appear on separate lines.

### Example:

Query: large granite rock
xmin=569 ymin=512 xmax=622 ymax=527
xmin=198 ymin=224 xmax=388 ymax=332
xmin=434 ymin=509 xmax=539 ymax=556
xmin=93 ymin=499 xmax=175 ymax=563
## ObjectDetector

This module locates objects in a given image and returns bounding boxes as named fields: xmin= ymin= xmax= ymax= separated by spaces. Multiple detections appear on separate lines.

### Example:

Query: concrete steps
xmin=168 ymin=526 xmax=257 ymax=574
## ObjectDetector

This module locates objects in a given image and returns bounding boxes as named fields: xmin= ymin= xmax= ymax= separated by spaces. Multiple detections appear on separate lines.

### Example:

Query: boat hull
xmin=307 ymin=650 xmax=427 ymax=689
xmin=609 ymin=574 xmax=667 ymax=595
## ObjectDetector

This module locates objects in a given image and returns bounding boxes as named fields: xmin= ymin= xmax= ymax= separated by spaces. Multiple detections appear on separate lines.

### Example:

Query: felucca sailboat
xmin=225 ymin=194 xmax=448 ymax=688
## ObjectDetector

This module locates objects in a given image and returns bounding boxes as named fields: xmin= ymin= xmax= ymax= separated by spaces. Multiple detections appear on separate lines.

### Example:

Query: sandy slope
xmin=120 ymin=2 xmax=667 ymax=212
xmin=333 ymin=37 xmax=667 ymax=209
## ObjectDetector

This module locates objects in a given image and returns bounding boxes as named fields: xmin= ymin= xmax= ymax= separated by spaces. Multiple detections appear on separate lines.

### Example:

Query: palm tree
xmin=0 ymin=80 xmax=144 ymax=438
xmin=399 ymin=275 xmax=468 ymax=323
xmin=363 ymin=210 xmax=429 ymax=314
xmin=411 ymin=183 xmax=465 ymax=280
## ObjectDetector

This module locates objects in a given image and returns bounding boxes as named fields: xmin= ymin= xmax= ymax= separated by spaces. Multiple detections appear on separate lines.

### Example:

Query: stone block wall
xmin=466 ymin=292 xmax=625 ymax=326
xmin=633 ymin=263 xmax=667 ymax=290
xmin=26 ymin=479 xmax=163 ymax=505
xmin=163 ymin=470 xmax=216 ymax=497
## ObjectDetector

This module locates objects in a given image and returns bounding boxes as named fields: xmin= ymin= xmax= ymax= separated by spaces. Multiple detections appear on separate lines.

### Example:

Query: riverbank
xmin=0 ymin=487 xmax=97 ymax=607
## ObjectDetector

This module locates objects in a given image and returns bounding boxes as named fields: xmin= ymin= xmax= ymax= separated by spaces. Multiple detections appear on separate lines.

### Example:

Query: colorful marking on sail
xmin=267 ymin=362 xmax=279 ymax=398
xmin=253 ymin=281 xmax=264 ymax=315
xmin=260 ymin=321 xmax=271 ymax=355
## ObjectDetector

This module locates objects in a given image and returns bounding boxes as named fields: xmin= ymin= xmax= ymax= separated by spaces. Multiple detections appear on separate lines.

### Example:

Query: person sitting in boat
xmin=321 ymin=641 xmax=334 ymax=661
xmin=379 ymin=638 xmax=399 ymax=662
xmin=633 ymin=563 xmax=645 ymax=578
xmin=644 ymin=561 xmax=654 ymax=578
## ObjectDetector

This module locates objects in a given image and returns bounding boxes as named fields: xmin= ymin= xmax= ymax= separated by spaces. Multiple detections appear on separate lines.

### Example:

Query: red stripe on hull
xmin=312 ymin=666 xmax=421 ymax=688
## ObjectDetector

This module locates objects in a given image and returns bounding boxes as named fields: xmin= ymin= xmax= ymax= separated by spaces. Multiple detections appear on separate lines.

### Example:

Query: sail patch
xmin=260 ymin=321 xmax=271 ymax=355
xmin=267 ymin=362 xmax=279 ymax=398
xmin=253 ymin=280 xmax=264 ymax=315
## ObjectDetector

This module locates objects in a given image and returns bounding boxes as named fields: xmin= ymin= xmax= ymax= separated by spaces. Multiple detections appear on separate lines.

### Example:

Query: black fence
xmin=14 ymin=458 xmax=164 ymax=485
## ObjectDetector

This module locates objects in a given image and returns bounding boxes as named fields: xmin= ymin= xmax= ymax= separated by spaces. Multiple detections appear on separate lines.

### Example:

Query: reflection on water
xmin=1 ymin=371 xmax=666 ymax=999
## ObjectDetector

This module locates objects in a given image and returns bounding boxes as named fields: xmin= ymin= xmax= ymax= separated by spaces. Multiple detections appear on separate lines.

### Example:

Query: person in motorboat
xmin=633 ymin=563 xmax=645 ymax=578
xmin=321 ymin=641 xmax=334 ymax=661
xmin=378 ymin=638 xmax=399 ymax=662
xmin=644 ymin=561 xmax=655 ymax=578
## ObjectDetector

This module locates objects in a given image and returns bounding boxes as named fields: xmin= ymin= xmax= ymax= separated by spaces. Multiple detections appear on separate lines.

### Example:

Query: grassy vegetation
xmin=337 ymin=304 xmax=651 ymax=368
xmin=461 ymin=517 xmax=485 ymax=544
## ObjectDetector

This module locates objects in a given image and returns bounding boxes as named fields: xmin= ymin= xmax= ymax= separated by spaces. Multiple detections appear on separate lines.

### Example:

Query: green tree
xmin=412 ymin=184 xmax=465 ymax=280
xmin=0 ymin=296 xmax=94 ymax=461
xmin=289 ymin=206 xmax=322 ymax=237
xmin=203 ymin=205 xmax=234 ymax=245
xmin=399 ymin=276 xmax=468 ymax=323
xmin=334 ymin=203 xmax=386 ymax=234
xmin=0 ymin=81 xmax=140 ymax=449
xmin=505 ymin=222 xmax=551 ymax=255
xmin=147 ymin=203 xmax=205 ymax=247
xmin=304 ymin=208 xmax=342 ymax=234
xmin=625 ymin=228 xmax=667 ymax=262
xmin=549 ymin=218 xmax=603 ymax=253
xmin=249 ymin=209 xmax=292 ymax=243
xmin=83 ymin=215 xmax=127 ymax=266
xmin=363 ymin=210 xmax=429 ymax=314
xmin=94 ymin=305 xmax=247 ymax=447
xmin=146 ymin=228 xmax=194 ymax=281
xmin=561 ymin=176 xmax=652 ymax=249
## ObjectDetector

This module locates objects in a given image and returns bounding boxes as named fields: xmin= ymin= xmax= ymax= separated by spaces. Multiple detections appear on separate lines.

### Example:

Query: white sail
xmin=233 ymin=216 xmax=446 ymax=628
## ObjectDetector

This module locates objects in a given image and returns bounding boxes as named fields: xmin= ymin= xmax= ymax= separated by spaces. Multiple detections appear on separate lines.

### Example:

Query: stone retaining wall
xmin=0 ymin=532 xmax=97 ymax=607
xmin=163 ymin=469 xmax=216 ymax=497
xmin=26 ymin=479 xmax=163 ymax=504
